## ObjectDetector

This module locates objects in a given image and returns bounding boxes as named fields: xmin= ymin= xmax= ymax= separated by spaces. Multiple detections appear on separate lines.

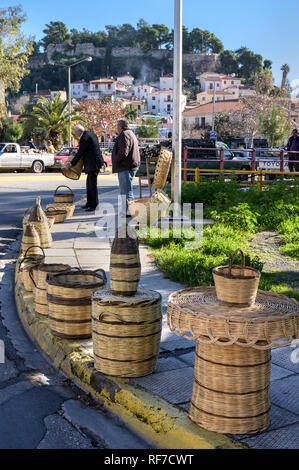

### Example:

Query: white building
xmin=134 ymin=84 xmax=156 ymax=101
xmin=117 ymin=74 xmax=135 ymax=86
xmin=71 ymin=81 xmax=88 ymax=99
xmin=147 ymin=89 xmax=186 ymax=117
xmin=160 ymin=73 xmax=174 ymax=91
xmin=88 ymin=78 xmax=116 ymax=99
xmin=199 ymin=73 xmax=242 ymax=92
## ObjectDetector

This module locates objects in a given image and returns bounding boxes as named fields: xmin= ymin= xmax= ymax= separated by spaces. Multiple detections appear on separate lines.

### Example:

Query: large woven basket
xmin=19 ymin=246 xmax=45 ymax=292
xmin=128 ymin=189 xmax=171 ymax=225
xmin=46 ymin=203 xmax=75 ymax=218
xmin=47 ymin=269 xmax=107 ymax=339
xmin=213 ymin=249 xmax=261 ymax=306
xmin=54 ymin=185 xmax=74 ymax=204
xmin=21 ymin=223 xmax=40 ymax=255
xmin=31 ymin=263 xmax=71 ymax=316
xmin=92 ymin=289 xmax=162 ymax=377
xmin=61 ymin=156 xmax=83 ymax=181
xmin=153 ymin=148 xmax=173 ymax=191
xmin=110 ymin=227 xmax=141 ymax=296
xmin=24 ymin=206 xmax=54 ymax=231
xmin=45 ymin=206 xmax=68 ymax=224
xmin=189 ymin=340 xmax=271 ymax=434
xmin=28 ymin=197 xmax=53 ymax=248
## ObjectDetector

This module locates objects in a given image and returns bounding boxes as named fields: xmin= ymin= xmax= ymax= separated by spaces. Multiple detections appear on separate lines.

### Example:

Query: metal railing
xmin=182 ymin=167 xmax=299 ymax=191
xmin=182 ymin=146 xmax=299 ymax=183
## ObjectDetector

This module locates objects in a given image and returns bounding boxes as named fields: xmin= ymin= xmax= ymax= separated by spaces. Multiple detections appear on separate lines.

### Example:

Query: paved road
xmin=0 ymin=172 xmax=151 ymax=450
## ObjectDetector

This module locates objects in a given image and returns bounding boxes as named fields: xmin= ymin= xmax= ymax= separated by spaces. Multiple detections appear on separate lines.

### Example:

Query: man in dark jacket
xmin=286 ymin=129 xmax=299 ymax=172
xmin=66 ymin=125 xmax=105 ymax=211
xmin=112 ymin=119 xmax=140 ymax=218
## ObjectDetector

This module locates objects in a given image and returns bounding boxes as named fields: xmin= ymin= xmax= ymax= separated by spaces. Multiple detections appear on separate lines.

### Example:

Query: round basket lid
xmin=92 ymin=289 xmax=161 ymax=306
xmin=167 ymin=287 xmax=299 ymax=349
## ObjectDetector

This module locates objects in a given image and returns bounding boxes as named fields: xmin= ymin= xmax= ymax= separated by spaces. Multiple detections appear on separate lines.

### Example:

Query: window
xmin=224 ymin=81 xmax=226 ymax=85
xmin=167 ymin=95 xmax=171 ymax=101
xmin=152 ymin=105 xmax=156 ymax=110
xmin=108 ymin=84 xmax=111 ymax=90
xmin=209 ymin=83 xmax=213 ymax=90
xmin=152 ymin=97 xmax=156 ymax=101
xmin=201 ymin=117 xmax=206 ymax=128
xmin=231 ymin=81 xmax=234 ymax=85
xmin=167 ymin=104 xmax=171 ymax=111
xmin=202 ymin=97 xmax=206 ymax=101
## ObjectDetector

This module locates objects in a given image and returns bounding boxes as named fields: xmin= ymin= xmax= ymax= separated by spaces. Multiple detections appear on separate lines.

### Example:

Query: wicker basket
xmin=153 ymin=148 xmax=173 ymax=190
xmin=28 ymin=197 xmax=53 ymax=248
xmin=46 ymin=203 xmax=75 ymax=218
xmin=213 ymin=249 xmax=261 ymax=306
xmin=45 ymin=206 xmax=68 ymax=224
xmin=189 ymin=340 xmax=271 ymax=434
xmin=21 ymin=223 xmax=41 ymax=255
xmin=92 ymin=289 xmax=162 ymax=377
xmin=19 ymin=246 xmax=45 ymax=292
xmin=128 ymin=189 xmax=171 ymax=225
xmin=61 ymin=156 xmax=83 ymax=181
xmin=31 ymin=263 xmax=71 ymax=316
xmin=47 ymin=269 xmax=107 ymax=339
xmin=54 ymin=185 xmax=74 ymax=204
xmin=110 ymin=227 xmax=141 ymax=296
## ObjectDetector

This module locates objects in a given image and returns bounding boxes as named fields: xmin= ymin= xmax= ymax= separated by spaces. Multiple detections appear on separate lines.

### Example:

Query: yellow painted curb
xmin=14 ymin=267 xmax=247 ymax=450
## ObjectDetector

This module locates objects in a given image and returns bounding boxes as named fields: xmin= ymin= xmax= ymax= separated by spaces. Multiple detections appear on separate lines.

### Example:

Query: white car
xmin=0 ymin=143 xmax=55 ymax=173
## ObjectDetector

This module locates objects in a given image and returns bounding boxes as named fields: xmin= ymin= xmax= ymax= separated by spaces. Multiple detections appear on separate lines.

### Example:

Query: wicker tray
xmin=61 ymin=156 xmax=83 ymax=181
xmin=45 ymin=206 xmax=68 ymax=224
xmin=167 ymin=287 xmax=299 ymax=350
xmin=128 ymin=189 xmax=171 ymax=225
xmin=153 ymin=148 xmax=173 ymax=190
xmin=46 ymin=203 xmax=75 ymax=218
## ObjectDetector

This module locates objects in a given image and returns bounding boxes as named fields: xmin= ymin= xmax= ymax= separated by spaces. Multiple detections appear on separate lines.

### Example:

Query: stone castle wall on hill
xmin=39 ymin=44 xmax=222 ymax=77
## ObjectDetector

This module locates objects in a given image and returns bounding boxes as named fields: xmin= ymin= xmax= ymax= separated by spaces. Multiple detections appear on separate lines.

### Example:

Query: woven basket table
xmin=92 ymin=289 xmax=162 ymax=377
xmin=167 ymin=287 xmax=299 ymax=435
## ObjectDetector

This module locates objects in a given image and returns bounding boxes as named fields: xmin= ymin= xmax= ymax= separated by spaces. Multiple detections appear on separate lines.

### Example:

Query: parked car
xmin=0 ymin=143 xmax=54 ymax=173
xmin=53 ymin=147 xmax=111 ymax=173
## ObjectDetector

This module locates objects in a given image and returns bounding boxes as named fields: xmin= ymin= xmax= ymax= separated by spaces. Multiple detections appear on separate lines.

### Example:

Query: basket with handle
xmin=45 ymin=206 xmax=68 ymax=224
xmin=47 ymin=268 xmax=107 ymax=339
xmin=213 ymin=248 xmax=261 ymax=306
xmin=54 ymin=185 xmax=74 ymax=204
xmin=153 ymin=147 xmax=173 ymax=191
xmin=24 ymin=206 xmax=54 ymax=231
xmin=19 ymin=246 xmax=46 ymax=292
xmin=61 ymin=156 xmax=83 ymax=181
xmin=31 ymin=263 xmax=71 ymax=316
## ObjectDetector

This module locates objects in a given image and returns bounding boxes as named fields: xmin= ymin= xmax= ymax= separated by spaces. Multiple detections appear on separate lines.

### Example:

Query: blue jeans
xmin=118 ymin=170 xmax=136 ymax=216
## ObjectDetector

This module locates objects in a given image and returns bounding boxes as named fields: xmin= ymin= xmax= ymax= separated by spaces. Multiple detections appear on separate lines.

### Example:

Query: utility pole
xmin=212 ymin=82 xmax=216 ymax=132
xmin=173 ymin=0 xmax=183 ymax=210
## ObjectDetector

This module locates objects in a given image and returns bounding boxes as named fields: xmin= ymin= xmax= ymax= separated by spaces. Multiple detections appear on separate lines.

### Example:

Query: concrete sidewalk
xmin=15 ymin=188 xmax=299 ymax=449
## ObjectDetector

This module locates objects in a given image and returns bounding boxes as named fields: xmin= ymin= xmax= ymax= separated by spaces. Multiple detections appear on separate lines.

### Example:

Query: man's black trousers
xmin=86 ymin=171 xmax=99 ymax=209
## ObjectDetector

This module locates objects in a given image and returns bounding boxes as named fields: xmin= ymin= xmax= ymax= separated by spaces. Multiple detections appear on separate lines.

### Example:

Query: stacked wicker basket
xmin=128 ymin=148 xmax=172 ymax=226
xmin=91 ymin=227 xmax=162 ymax=378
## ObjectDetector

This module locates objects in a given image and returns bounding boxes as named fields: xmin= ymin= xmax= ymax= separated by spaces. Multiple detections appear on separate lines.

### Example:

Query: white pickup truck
xmin=0 ymin=143 xmax=55 ymax=173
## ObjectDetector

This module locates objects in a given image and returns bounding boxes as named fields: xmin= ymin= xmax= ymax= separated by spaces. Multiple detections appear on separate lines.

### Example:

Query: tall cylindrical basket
xmin=92 ymin=289 xmax=162 ymax=377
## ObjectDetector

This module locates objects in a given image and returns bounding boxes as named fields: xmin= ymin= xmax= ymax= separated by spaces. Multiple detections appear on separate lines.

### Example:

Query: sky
xmin=3 ymin=0 xmax=299 ymax=88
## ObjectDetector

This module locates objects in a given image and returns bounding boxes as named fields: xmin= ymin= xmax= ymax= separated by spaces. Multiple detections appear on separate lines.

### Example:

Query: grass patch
xmin=140 ymin=179 xmax=299 ymax=299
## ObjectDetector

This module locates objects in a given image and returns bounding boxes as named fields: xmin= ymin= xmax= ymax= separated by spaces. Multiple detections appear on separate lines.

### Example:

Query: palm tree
xmin=280 ymin=64 xmax=290 ymax=89
xmin=20 ymin=93 xmax=85 ymax=148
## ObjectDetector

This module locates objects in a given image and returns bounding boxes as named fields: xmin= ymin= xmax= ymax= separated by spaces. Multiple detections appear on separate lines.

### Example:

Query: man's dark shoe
xmin=81 ymin=204 xmax=90 ymax=209
xmin=85 ymin=207 xmax=96 ymax=212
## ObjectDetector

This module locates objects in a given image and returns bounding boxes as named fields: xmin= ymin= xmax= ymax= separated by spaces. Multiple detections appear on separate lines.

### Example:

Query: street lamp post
xmin=173 ymin=0 xmax=183 ymax=211
xmin=67 ymin=56 xmax=93 ymax=146
xmin=55 ymin=56 xmax=93 ymax=146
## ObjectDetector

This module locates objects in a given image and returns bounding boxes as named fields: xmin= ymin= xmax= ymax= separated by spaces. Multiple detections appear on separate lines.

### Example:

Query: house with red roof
xmin=182 ymin=99 xmax=242 ymax=129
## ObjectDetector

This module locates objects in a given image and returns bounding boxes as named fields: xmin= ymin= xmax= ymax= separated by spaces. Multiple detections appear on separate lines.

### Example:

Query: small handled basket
xmin=213 ymin=249 xmax=261 ymax=306
xmin=19 ymin=246 xmax=46 ymax=292
xmin=54 ymin=186 xmax=74 ymax=204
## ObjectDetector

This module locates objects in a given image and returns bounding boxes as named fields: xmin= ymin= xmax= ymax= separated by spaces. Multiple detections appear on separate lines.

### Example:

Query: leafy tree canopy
xmin=0 ymin=5 xmax=33 ymax=114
